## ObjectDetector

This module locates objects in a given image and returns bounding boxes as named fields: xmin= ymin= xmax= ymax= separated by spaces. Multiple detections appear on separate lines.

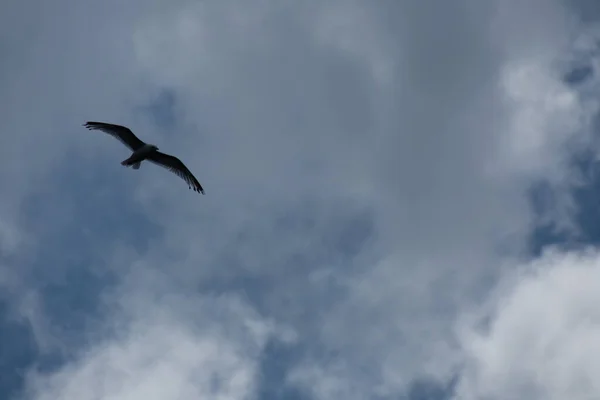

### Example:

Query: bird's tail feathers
xmin=121 ymin=158 xmax=141 ymax=169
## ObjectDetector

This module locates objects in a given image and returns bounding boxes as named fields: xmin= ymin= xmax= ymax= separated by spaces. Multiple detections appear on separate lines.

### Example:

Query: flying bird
xmin=83 ymin=121 xmax=204 ymax=194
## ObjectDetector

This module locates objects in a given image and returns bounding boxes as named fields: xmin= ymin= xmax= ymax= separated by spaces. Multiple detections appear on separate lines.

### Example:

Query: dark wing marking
xmin=83 ymin=121 xmax=146 ymax=151
xmin=146 ymin=151 xmax=205 ymax=194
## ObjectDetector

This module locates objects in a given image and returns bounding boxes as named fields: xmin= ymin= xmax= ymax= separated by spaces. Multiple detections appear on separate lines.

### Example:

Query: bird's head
xmin=149 ymin=144 xmax=159 ymax=151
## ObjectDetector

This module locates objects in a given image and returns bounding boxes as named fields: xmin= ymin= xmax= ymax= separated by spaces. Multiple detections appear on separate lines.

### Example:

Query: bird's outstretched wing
xmin=83 ymin=121 xmax=146 ymax=151
xmin=146 ymin=151 xmax=205 ymax=194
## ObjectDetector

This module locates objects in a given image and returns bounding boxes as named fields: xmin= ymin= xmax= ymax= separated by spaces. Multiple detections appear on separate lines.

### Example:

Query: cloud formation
xmin=456 ymin=248 xmax=600 ymax=400
xmin=2 ymin=0 xmax=600 ymax=399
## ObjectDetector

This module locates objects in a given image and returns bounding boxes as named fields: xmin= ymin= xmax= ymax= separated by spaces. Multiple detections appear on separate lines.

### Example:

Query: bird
xmin=83 ymin=121 xmax=204 ymax=194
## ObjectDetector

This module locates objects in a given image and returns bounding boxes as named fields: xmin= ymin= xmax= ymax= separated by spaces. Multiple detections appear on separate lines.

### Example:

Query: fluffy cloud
xmin=1 ymin=0 xmax=600 ymax=399
xmin=22 ymin=287 xmax=278 ymax=400
xmin=456 ymin=248 xmax=600 ymax=400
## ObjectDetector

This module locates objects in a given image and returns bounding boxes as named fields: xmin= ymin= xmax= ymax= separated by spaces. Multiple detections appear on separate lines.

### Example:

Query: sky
xmin=3 ymin=0 xmax=600 ymax=399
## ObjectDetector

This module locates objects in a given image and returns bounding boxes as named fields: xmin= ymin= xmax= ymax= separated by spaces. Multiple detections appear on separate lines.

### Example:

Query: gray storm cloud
xmin=1 ymin=0 xmax=600 ymax=399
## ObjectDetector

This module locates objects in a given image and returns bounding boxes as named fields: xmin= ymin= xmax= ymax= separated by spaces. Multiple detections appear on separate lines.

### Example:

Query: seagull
xmin=83 ymin=121 xmax=204 ymax=194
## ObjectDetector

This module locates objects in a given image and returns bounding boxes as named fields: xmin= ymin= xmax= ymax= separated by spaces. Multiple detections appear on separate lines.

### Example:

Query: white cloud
xmin=22 ymin=293 xmax=275 ymax=400
xmin=496 ymin=60 xmax=585 ymax=179
xmin=455 ymin=248 xmax=600 ymax=400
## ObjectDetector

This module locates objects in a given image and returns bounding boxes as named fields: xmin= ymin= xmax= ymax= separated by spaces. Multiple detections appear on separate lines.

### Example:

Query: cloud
xmin=22 ymin=286 xmax=279 ymax=400
xmin=455 ymin=248 xmax=600 ymax=400
xmin=1 ymin=0 xmax=600 ymax=399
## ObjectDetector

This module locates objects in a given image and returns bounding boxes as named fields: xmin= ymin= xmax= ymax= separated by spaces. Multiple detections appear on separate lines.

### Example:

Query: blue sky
xmin=3 ymin=1 xmax=600 ymax=400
